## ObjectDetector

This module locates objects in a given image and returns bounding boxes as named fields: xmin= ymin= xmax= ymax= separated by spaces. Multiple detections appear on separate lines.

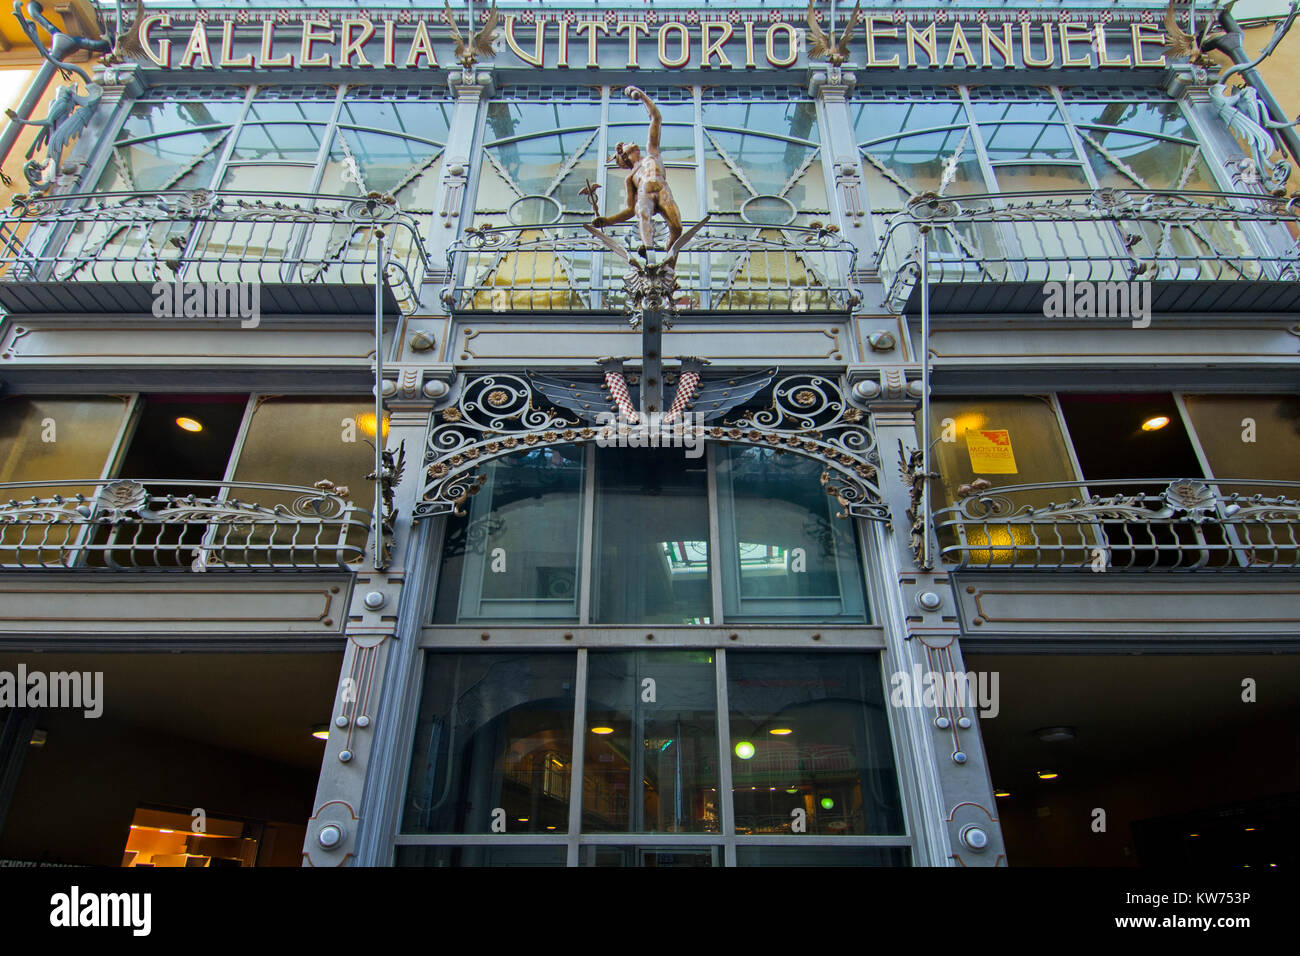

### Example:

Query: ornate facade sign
xmin=130 ymin=8 xmax=1171 ymax=73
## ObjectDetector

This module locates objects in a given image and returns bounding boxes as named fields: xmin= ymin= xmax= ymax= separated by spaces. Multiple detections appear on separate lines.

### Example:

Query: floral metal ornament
xmin=1164 ymin=479 xmax=1217 ymax=521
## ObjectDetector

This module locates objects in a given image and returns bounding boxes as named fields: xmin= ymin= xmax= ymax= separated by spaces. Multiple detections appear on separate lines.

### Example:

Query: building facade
xmin=0 ymin=0 xmax=1297 ymax=869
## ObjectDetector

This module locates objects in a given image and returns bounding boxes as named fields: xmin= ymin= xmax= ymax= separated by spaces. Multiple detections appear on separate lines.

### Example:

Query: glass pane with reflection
xmin=593 ymin=448 xmax=711 ymax=624
xmin=717 ymin=446 xmax=867 ymax=622
xmin=432 ymin=445 xmax=585 ymax=623
xmin=727 ymin=652 xmax=904 ymax=836
xmin=583 ymin=650 xmax=720 ymax=834
xmin=403 ymin=653 xmax=576 ymax=835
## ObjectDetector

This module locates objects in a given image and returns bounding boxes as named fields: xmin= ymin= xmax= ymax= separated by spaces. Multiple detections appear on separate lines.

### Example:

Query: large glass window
xmin=432 ymin=446 xmax=585 ymax=624
xmin=398 ymin=650 xmax=907 ymax=865
xmin=593 ymin=447 xmax=711 ymax=625
xmin=727 ymin=652 xmax=904 ymax=836
xmin=583 ymin=650 xmax=719 ymax=834
xmin=402 ymin=653 xmax=577 ymax=835
xmin=433 ymin=444 xmax=871 ymax=626
xmin=717 ymin=446 xmax=866 ymax=622
xmin=0 ymin=393 xmax=374 ymax=568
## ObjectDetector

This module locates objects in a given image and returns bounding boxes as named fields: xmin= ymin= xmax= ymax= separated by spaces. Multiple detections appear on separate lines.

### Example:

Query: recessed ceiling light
xmin=768 ymin=728 xmax=793 ymax=736
xmin=1036 ymin=771 xmax=1059 ymax=780
xmin=734 ymin=741 xmax=755 ymax=759
xmin=1141 ymin=416 xmax=1170 ymax=432
xmin=994 ymin=789 xmax=1011 ymax=798
xmin=1035 ymin=726 xmax=1076 ymax=743
xmin=175 ymin=417 xmax=203 ymax=432
xmin=311 ymin=724 xmax=330 ymax=740
xmin=590 ymin=726 xmax=614 ymax=735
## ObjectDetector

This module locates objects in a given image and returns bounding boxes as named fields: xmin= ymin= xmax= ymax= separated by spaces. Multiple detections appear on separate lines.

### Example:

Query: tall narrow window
xmin=592 ymin=448 xmax=711 ymax=625
xmin=432 ymin=446 xmax=585 ymax=623
xmin=716 ymin=446 xmax=866 ymax=622
xmin=403 ymin=653 xmax=577 ymax=835
xmin=582 ymin=650 xmax=719 ymax=834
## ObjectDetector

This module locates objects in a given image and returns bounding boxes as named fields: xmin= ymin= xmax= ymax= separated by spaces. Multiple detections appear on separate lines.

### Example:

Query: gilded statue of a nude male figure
xmin=592 ymin=86 xmax=684 ymax=258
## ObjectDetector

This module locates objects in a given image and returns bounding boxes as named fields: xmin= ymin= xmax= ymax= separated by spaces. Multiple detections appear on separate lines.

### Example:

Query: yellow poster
xmin=966 ymin=429 xmax=1018 ymax=474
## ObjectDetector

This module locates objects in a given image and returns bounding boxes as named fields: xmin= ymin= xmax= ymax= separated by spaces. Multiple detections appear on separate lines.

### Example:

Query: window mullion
xmin=715 ymin=647 xmax=736 ymax=866
xmin=706 ymin=442 xmax=725 ymax=626
xmin=567 ymin=647 xmax=589 ymax=865
xmin=208 ymin=85 xmax=258 ymax=190
xmin=579 ymin=442 xmax=597 ymax=625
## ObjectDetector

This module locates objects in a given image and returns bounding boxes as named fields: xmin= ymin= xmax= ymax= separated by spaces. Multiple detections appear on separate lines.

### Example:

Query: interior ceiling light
xmin=1141 ymin=416 xmax=1170 ymax=431
xmin=994 ymin=789 xmax=1011 ymax=798
xmin=311 ymin=723 xmax=330 ymax=740
xmin=590 ymin=726 xmax=614 ymax=735
xmin=1036 ymin=771 xmax=1059 ymax=780
xmin=175 ymin=417 xmax=203 ymax=432
xmin=768 ymin=728 xmax=793 ymax=736
xmin=734 ymin=741 xmax=756 ymax=759
xmin=1035 ymin=726 xmax=1076 ymax=743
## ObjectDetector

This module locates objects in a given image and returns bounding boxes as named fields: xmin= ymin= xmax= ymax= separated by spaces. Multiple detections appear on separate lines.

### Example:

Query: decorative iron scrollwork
xmin=417 ymin=372 xmax=888 ymax=523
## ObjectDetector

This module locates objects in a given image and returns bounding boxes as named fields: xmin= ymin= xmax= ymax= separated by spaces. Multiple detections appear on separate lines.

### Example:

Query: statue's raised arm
xmin=592 ymin=87 xmax=683 ymax=260
xmin=626 ymin=86 xmax=661 ymax=156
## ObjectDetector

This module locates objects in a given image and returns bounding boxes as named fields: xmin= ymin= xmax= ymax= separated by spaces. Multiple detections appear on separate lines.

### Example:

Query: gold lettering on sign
xmin=1132 ymin=23 xmax=1167 ymax=67
xmin=766 ymin=22 xmax=797 ymax=67
xmin=341 ymin=19 xmax=375 ymax=68
xmin=179 ymin=22 xmax=213 ymax=68
xmin=616 ymin=21 xmax=649 ymax=69
xmin=1058 ymin=23 xmax=1093 ymax=67
xmin=945 ymin=23 xmax=976 ymax=68
xmin=505 ymin=15 xmax=545 ymax=67
xmin=406 ymin=19 xmax=438 ymax=67
xmin=220 ymin=21 xmax=253 ymax=67
xmin=260 ymin=21 xmax=293 ymax=67
xmin=557 ymin=19 xmax=570 ymax=67
xmin=1095 ymin=24 xmax=1131 ymax=67
xmin=864 ymin=16 xmax=899 ymax=67
xmin=743 ymin=20 xmax=757 ymax=68
xmin=905 ymin=22 xmax=937 ymax=67
xmin=382 ymin=19 xmax=396 ymax=67
xmin=575 ymin=20 xmax=608 ymax=68
xmin=139 ymin=13 xmax=171 ymax=67
xmin=702 ymin=22 xmax=733 ymax=68
xmin=981 ymin=23 xmax=1014 ymax=68
xmin=301 ymin=20 xmax=335 ymax=68
xmin=1020 ymin=23 xmax=1055 ymax=68
xmin=659 ymin=22 xmax=690 ymax=68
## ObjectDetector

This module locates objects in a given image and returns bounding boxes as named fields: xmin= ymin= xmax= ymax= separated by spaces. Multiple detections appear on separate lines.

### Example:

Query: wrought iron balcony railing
xmin=444 ymin=221 xmax=860 ymax=314
xmin=0 ymin=189 xmax=430 ymax=315
xmin=875 ymin=189 xmax=1300 ymax=315
xmin=935 ymin=478 xmax=1300 ymax=571
xmin=0 ymin=479 xmax=370 ymax=570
